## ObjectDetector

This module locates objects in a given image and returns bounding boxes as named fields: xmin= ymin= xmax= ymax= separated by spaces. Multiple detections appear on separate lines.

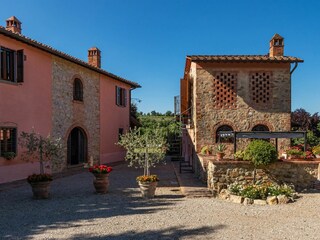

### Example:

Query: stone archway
xmin=67 ymin=127 xmax=87 ymax=165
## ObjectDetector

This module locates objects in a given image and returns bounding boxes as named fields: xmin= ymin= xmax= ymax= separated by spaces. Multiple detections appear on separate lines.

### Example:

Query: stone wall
xmin=193 ymin=62 xmax=291 ymax=155
xmin=51 ymin=56 xmax=100 ymax=172
xmin=204 ymin=157 xmax=320 ymax=194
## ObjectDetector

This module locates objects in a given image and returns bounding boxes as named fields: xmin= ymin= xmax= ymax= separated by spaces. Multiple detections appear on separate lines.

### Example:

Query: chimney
xmin=88 ymin=47 xmax=101 ymax=68
xmin=6 ymin=16 xmax=22 ymax=34
xmin=269 ymin=33 xmax=284 ymax=57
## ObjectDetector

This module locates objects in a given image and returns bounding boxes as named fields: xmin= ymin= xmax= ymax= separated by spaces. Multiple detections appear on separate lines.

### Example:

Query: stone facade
xmin=51 ymin=56 xmax=100 ymax=172
xmin=193 ymin=62 xmax=292 ymax=155
xmin=204 ymin=157 xmax=320 ymax=194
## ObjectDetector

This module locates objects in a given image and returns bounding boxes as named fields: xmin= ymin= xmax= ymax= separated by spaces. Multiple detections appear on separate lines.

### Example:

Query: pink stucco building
xmin=0 ymin=16 xmax=140 ymax=183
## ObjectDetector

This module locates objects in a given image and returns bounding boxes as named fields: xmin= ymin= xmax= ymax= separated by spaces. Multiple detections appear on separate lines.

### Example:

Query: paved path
xmin=1 ymin=162 xmax=320 ymax=239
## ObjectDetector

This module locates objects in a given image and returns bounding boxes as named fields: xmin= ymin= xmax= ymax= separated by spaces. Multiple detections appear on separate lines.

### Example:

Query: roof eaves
xmin=0 ymin=26 xmax=141 ymax=88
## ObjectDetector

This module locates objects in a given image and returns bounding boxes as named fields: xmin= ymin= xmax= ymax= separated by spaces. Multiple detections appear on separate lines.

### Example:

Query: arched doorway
xmin=67 ymin=127 xmax=87 ymax=165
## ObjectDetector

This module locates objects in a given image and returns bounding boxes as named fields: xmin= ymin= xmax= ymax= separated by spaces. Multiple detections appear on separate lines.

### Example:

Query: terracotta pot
xmin=216 ymin=152 xmax=225 ymax=160
xmin=93 ymin=173 xmax=109 ymax=194
xmin=138 ymin=181 xmax=158 ymax=198
xmin=30 ymin=181 xmax=51 ymax=199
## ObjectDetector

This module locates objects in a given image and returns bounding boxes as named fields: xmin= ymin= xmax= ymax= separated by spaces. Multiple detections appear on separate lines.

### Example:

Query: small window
xmin=0 ymin=47 xmax=24 ymax=83
xmin=73 ymin=78 xmax=83 ymax=101
xmin=252 ymin=125 xmax=269 ymax=132
xmin=216 ymin=125 xmax=233 ymax=143
xmin=0 ymin=128 xmax=17 ymax=157
xmin=116 ymin=86 xmax=127 ymax=107
xmin=118 ymin=128 xmax=124 ymax=141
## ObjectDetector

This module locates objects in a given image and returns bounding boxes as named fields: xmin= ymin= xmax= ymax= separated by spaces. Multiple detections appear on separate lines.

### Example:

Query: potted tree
xmin=19 ymin=131 xmax=62 ymax=199
xmin=118 ymin=127 xmax=167 ymax=199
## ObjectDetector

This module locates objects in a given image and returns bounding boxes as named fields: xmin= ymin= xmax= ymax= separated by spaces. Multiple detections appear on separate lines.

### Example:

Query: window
xmin=118 ymin=128 xmax=124 ymax=141
xmin=213 ymin=72 xmax=237 ymax=109
xmin=216 ymin=125 xmax=233 ymax=143
xmin=116 ymin=86 xmax=127 ymax=107
xmin=250 ymin=72 xmax=272 ymax=108
xmin=252 ymin=124 xmax=269 ymax=132
xmin=0 ymin=47 xmax=24 ymax=83
xmin=73 ymin=78 xmax=83 ymax=101
xmin=0 ymin=128 xmax=17 ymax=157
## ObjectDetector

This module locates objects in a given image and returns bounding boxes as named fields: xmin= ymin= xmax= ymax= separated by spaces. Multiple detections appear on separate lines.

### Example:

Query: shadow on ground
xmin=0 ymin=164 xmax=184 ymax=239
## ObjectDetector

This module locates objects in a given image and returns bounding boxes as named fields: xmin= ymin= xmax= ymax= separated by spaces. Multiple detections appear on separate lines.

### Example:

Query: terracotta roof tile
xmin=0 ymin=26 xmax=140 ymax=88
xmin=187 ymin=55 xmax=303 ymax=63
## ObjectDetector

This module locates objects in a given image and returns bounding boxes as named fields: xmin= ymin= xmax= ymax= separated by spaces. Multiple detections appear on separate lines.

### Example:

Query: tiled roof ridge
xmin=0 ymin=26 xmax=140 ymax=88
xmin=187 ymin=54 xmax=303 ymax=63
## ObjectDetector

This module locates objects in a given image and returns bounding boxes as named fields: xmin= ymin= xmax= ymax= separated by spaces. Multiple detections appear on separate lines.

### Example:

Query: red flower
xmin=89 ymin=165 xmax=113 ymax=174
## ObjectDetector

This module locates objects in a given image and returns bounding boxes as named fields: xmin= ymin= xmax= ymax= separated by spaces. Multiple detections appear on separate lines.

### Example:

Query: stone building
xmin=180 ymin=34 xmax=303 ymax=164
xmin=0 ymin=16 xmax=140 ymax=183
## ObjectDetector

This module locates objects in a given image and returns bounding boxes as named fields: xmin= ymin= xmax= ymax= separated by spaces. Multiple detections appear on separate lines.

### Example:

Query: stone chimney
xmin=6 ymin=16 xmax=22 ymax=34
xmin=88 ymin=47 xmax=101 ymax=68
xmin=269 ymin=33 xmax=284 ymax=57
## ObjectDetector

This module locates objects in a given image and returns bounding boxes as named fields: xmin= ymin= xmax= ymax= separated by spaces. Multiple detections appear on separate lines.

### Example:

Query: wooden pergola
xmin=218 ymin=131 xmax=307 ymax=153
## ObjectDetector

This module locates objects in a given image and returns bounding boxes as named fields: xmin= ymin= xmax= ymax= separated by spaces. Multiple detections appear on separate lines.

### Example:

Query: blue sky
xmin=1 ymin=0 xmax=319 ymax=114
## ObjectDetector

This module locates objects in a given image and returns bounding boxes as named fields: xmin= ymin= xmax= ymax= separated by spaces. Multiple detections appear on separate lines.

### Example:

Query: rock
xmin=266 ymin=196 xmax=278 ymax=205
xmin=229 ymin=194 xmax=243 ymax=204
xmin=243 ymin=198 xmax=253 ymax=205
xmin=277 ymin=195 xmax=289 ymax=204
xmin=219 ymin=189 xmax=230 ymax=200
xmin=253 ymin=199 xmax=267 ymax=205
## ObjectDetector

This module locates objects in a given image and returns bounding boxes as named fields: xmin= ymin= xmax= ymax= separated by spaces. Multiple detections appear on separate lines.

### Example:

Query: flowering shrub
xmin=312 ymin=145 xmax=320 ymax=156
xmin=27 ymin=173 xmax=53 ymax=183
xmin=286 ymin=145 xmax=315 ymax=159
xmin=228 ymin=182 xmax=294 ymax=200
xmin=89 ymin=165 xmax=113 ymax=174
xmin=286 ymin=145 xmax=305 ymax=157
xmin=136 ymin=175 xmax=159 ymax=183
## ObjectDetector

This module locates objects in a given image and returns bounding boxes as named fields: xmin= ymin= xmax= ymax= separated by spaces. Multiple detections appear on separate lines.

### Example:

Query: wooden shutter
xmin=115 ymin=86 xmax=120 ymax=106
xmin=123 ymin=89 xmax=127 ymax=107
xmin=17 ymin=50 xmax=24 ymax=82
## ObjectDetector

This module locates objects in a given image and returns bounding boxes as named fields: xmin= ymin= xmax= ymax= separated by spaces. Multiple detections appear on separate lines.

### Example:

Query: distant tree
xmin=291 ymin=108 xmax=311 ymax=131
xmin=165 ymin=111 xmax=173 ymax=116
xmin=130 ymin=102 xmax=138 ymax=118
xmin=150 ymin=110 xmax=157 ymax=116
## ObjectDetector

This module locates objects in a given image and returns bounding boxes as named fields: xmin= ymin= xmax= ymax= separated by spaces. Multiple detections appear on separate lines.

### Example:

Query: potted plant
xmin=118 ymin=127 xmax=167 ymax=199
xmin=200 ymin=145 xmax=213 ymax=155
xmin=2 ymin=151 xmax=16 ymax=160
xmin=312 ymin=145 xmax=320 ymax=158
xmin=216 ymin=143 xmax=226 ymax=160
xmin=19 ymin=131 xmax=62 ymax=199
xmin=89 ymin=165 xmax=113 ymax=194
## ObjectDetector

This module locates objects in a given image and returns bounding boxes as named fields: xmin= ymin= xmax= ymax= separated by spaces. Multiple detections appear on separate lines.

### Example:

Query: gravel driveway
xmin=0 ymin=163 xmax=319 ymax=240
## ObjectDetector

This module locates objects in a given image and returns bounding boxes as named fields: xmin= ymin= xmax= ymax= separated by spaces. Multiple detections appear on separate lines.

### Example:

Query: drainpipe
xmin=290 ymin=62 xmax=298 ymax=75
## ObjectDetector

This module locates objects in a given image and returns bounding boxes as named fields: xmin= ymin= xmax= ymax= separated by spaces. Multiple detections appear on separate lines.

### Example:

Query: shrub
xmin=243 ymin=140 xmax=277 ymax=167
xmin=234 ymin=150 xmax=245 ymax=160
xmin=312 ymin=145 xmax=320 ymax=155
xmin=228 ymin=182 xmax=294 ymax=200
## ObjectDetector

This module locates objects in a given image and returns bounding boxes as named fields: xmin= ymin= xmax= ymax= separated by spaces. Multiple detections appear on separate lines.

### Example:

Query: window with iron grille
xmin=0 ymin=47 xmax=24 ymax=83
xmin=250 ymin=72 xmax=272 ymax=107
xmin=216 ymin=125 xmax=234 ymax=143
xmin=213 ymin=72 xmax=237 ymax=109
xmin=0 ymin=128 xmax=17 ymax=157
xmin=116 ymin=86 xmax=127 ymax=107
xmin=73 ymin=78 xmax=83 ymax=101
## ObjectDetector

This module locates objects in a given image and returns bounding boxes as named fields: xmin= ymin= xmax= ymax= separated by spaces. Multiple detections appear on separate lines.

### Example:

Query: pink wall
xmin=0 ymin=35 xmax=52 ymax=183
xmin=100 ymin=75 xmax=131 ymax=163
